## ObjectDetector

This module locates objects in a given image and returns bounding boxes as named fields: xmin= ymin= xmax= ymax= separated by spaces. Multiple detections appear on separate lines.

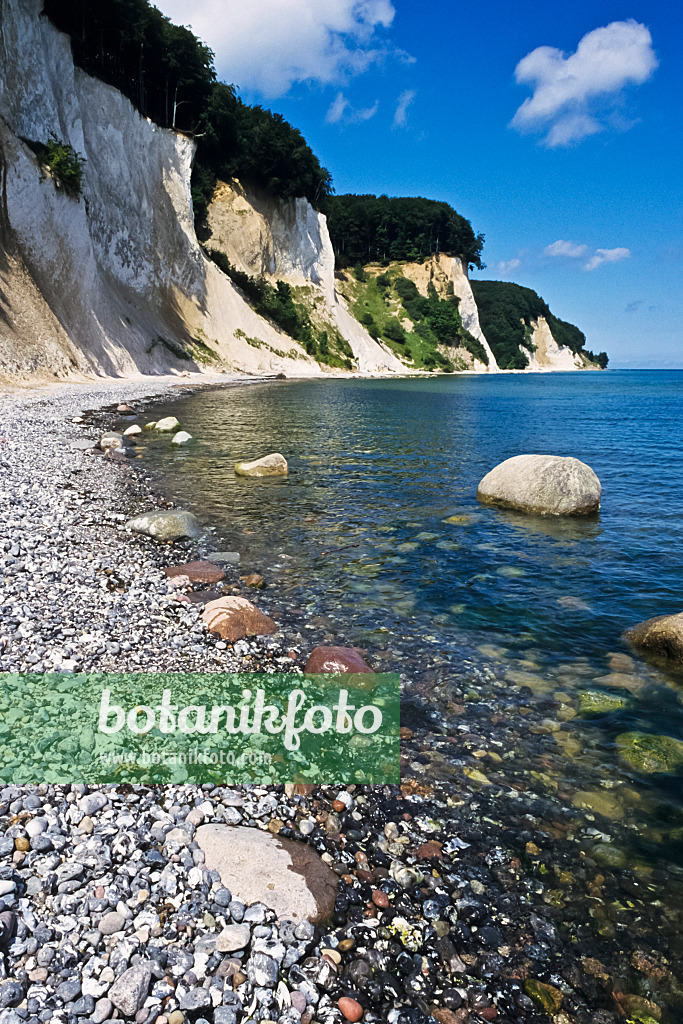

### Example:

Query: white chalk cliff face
xmin=0 ymin=0 xmax=400 ymax=378
xmin=204 ymin=180 xmax=405 ymax=374
xmin=524 ymin=317 xmax=587 ymax=372
xmin=399 ymin=254 xmax=498 ymax=372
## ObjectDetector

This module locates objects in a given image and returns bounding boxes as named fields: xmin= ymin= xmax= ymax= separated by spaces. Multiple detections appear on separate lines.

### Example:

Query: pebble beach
xmin=0 ymin=380 xmax=680 ymax=1024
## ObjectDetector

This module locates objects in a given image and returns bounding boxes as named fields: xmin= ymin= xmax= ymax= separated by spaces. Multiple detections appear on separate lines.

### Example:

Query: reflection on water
xmin=128 ymin=372 xmax=683 ymax=867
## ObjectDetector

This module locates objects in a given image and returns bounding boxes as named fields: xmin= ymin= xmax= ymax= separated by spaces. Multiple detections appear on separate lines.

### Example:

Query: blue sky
xmin=155 ymin=0 xmax=682 ymax=367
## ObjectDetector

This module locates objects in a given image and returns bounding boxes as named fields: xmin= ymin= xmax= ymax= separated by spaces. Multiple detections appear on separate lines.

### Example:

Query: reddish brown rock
xmin=371 ymin=890 xmax=389 ymax=908
xmin=338 ymin=997 xmax=363 ymax=1023
xmin=202 ymin=596 xmax=277 ymax=642
xmin=163 ymin=561 xmax=225 ymax=584
xmin=305 ymin=646 xmax=373 ymax=675
xmin=416 ymin=840 xmax=443 ymax=860
xmin=242 ymin=573 xmax=264 ymax=588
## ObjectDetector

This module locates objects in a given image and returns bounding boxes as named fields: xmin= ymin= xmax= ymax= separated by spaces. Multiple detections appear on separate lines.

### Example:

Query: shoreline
xmin=0 ymin=379 xmax=679 ymax=1023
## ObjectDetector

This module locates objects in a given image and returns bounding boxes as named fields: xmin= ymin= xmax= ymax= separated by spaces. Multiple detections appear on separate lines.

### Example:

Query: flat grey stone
xmin=196 ymin=824 xmax=337 ymax=924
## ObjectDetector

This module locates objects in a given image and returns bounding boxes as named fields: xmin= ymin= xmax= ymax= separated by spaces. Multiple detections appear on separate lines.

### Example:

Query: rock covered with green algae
xmin=579 ymin=689 xmax=630 ymax=715
xmin=523 ymin=978 xmax=563 ymax=1013
xmin=616 ymin=731 xmax=683 ymax=774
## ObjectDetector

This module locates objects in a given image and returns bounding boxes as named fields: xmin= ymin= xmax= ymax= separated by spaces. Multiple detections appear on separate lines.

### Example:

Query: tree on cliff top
xmin=43 ymin=0 xmax=332 ymax=213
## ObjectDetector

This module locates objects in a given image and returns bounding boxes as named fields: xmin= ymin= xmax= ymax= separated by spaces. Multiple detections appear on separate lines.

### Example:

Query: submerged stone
xmin=524 ymin=979 xmax=563 ymax=1014
xmin=578 ymin=689 xmax=629 ymax=715
xmin=616 ymin=732 xmax=683 ymax=774
xmin=477 ymin=454 xmax=601 ymax=516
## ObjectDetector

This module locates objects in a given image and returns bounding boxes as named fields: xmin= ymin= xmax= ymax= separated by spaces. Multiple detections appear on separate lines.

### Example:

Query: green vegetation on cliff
xmin=341 ymin=265 xmax=488 ymax=372
xmin=22 ymin=135 xmax=85 ymax=196
xmin=43 ymin=0 xmax=332 ymax=215
xmin=205 ymin=250 xmax=354 ymax=369
xmin=470 ymin=280 xmax=602 ymax=370
xmin=324 ymin=195 xmax=485 ymax=271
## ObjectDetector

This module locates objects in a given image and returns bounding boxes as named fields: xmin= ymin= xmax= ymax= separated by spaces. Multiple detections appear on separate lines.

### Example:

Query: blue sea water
xmin=134 ymin=369 xmax=683 ymax=857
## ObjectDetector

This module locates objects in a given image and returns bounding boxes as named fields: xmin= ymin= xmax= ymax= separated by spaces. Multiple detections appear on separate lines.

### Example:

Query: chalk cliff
xmin=0 ymin=0 xmax=399 ymax=379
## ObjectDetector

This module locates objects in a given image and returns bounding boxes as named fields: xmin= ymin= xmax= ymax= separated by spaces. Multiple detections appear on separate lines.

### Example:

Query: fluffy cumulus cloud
xmin=584 ymin=247 xmax=631 ymax=271
xmin=545 ymin=239 xmax=632 ymax=270
xmin=325 ymin=92 xmax=379 ymax=124
xmin=155 ymin=0 xmax=396 ymax=97
xmin=544 ymin=240 xmax=588 ymax=258
xmin=511 ymin=20 xmax=658 ymax=146
xmin=392 ymin=89 xmax=416 ymax=129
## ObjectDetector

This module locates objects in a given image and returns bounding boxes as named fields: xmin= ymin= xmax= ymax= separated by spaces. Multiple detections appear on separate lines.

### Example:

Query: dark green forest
xmin=43 ymin=0 xmax=332 ymax=215
xmin=470 ymin=280 xmax=605 ymax=370
xmin=324 ymin=194 xmax=485 ymax=270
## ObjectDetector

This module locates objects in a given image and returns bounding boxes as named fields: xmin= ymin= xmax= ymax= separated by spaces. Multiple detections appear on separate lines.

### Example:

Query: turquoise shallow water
xmin=131 ymin=370 xmax=683 ymax=860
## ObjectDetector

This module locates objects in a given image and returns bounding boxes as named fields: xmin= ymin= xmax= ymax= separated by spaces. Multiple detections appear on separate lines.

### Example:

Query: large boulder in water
xmin=624 ymin=612 xmax=683 ymax=664
xmin=476 ymin=454 xmax=601 ymax=516
xmin=235 ymin=453 xmax=288 ymax=477
xmin=126 ymin=510 xmax=203 ymax=541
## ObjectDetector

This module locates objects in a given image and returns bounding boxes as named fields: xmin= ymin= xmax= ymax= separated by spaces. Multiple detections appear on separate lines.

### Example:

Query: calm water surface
xmin=133 ymin=370 xmax=683 ymax=867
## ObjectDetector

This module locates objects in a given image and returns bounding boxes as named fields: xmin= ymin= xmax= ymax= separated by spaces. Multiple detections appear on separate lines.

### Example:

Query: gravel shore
xmin=0 ymin=382 xmax=679 ymax=1024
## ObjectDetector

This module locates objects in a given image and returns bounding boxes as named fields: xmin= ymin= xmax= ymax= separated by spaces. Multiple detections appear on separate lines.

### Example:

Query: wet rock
xmin=99 ymin=432 xmax=126 ymax=451
xmin=476 ymin=454 xmax=601 ymax=516
xmin=616 ymin=731 xmax=683 ymax=774
xmin=126 ymin=509 xmax=203 ymax=541
xmin=304 ymin=647 xmax=373 ymax=675
xmin=163 ymin=561 xmax=225 ymax=584
xmin=524 ymin=978 xmax=563 ymax=1013
xmin=172 ymin=431 xmax=193 ymax=445
xmin=202 ymin=596 xmax=277 ymax=641
xmin=207 ymin=551 xmax=241 ymax=566
xmin=243 ymin=573 xmax=264 ymax=588
xmin=234 ymin=453 xmax=288 ymax=477
xmin=123 ymin=424 xmax=142 ymax=437
xmin=154 ymin=416 xmax=181 ymax=432
xmin=625 ymin=611 xmax=683 ymax=664
xmin=578 ymin=689 xmax=629 ymax=714
xmin=196 ymin=824 xmax=337 ymax=923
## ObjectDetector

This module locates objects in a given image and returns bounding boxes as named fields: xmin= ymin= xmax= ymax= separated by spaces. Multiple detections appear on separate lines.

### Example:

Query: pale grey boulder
xmin=235 ymin=453 xmax=288 ymax=477
xmin=171 ymin=430 xmax=192 ymax=445
xmin=154 ymin=416 xmax=180 ymax=432
xmin=476 ymin=454 xmax=601 ymax=516
xmin=126 ymin=509 xmax=203 ymax=541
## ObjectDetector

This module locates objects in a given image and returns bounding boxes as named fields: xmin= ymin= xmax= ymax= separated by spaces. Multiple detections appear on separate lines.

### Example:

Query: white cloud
xmin=154 ymin=0 xmax=396 ymax=97
xmin=325 ymin=91 xmax=379 ymax=124
xmin=392 ymin=89 xmax=416 ymax=129
xmin=511 ymin=20 xmax=657 ymax=146
xmin=584 ymin=247 xmax=631 ymax=270
xmin=544 ymin=240 xmax=589 ymax=258
xmin=497 ymin=258 xmax=521 ymax=274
